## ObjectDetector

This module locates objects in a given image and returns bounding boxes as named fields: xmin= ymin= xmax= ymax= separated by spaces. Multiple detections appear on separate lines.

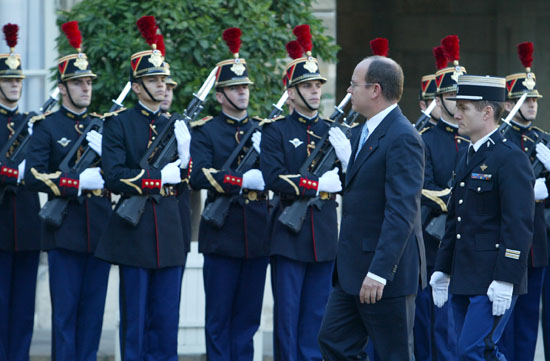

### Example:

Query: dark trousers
xmin=271 ymin=255 xmax=333 ymax=361
xmin=0 ymin=250 xmax=39 ymax=361
xmin=451 ymin=294 xmax=517 ymax=361
xmin=318 ymin=283 xmax=415 ymax=361
xmin=49 ymin=249 xmax=110 ymax=361
xmin=498 ymin=266 xmax=544 ymax=361
xmin=119 ymin=264 xmax=184 ymax=361
xmin=203 ymin=254 xmax=268 ymax=361
xmin=541 ymin=266 xmax=550 ymax=359
xmin=414 ymin=269 xmax=457 ymax=361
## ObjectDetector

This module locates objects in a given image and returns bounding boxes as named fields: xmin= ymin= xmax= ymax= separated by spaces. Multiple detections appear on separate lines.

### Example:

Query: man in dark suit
xmin=432 ymin=75 xmax=535 ymax=360
xmin=318 ymin=55 xmax=426 ymax=360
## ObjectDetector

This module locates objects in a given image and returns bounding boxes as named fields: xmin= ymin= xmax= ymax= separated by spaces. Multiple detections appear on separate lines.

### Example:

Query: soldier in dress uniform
xmin=431 ymin=75 xmax=535 ymax=360
xmin=415 ymin=73 xmax=439 ymax=132
xmin=414 ymin=39 xmax=469 ymax=361
xmin=189 ymin=27 xmax=269 ymax=361
xmin=498 ymin=42 xmax=549 ymax=361
xmin=24 ymin=21 xmax=112 ymax=360
xmin=94 ymin=16 xmax=190 ymax=360
xmin=0 ymin=23 xmax=42 ymax=361
xmin=260 ymin=25 xmax=342 ymax=361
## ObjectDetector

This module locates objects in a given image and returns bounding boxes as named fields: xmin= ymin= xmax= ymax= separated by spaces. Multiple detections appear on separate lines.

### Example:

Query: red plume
xmin=293 ymin=24 xmax=312 ymax=53
xmin=157 ymin=34 xmax=166 ymax=56
xmin=517 ymin=42 xmax=534 ymax=69
xmin=61 ymin=21 xmax=82 ymax=51
xmin=3 ymin=23 xmax=19 ymax=49
xmin=136 ymin=16 xmax=159 ymax=47
xmin=441 ymin=35 xmax=460 ymax=62
xmin=370 ymin=37 xmax=389 ymax=57
xmin=433 ymin=46 xmax=448 ymax=69
xmin=286 ymin=40 xmax=304 ymax=59
xmin=222 ymin=27 xmax=242 ymax=55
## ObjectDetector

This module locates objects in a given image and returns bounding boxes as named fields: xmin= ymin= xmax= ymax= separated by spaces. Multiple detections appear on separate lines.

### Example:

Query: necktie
xmin=467 ymin=145 xmax=475 ymax=165
xmin=355 ymin=124 xmax=370 ymax=160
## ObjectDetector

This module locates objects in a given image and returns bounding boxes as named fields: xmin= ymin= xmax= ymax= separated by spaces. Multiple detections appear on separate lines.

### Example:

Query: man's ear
xmin=131 ymin=82 xmax=141 ymax=95
xmin=504 ymin=101 xmax=514 ymax=112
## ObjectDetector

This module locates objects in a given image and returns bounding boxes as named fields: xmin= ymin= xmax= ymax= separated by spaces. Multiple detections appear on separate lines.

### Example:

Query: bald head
xmin=361 ymin=56 xmax=404 ymax=102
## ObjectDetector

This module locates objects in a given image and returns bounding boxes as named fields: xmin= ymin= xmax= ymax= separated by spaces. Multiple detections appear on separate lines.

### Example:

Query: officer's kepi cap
xmin=447 ymin=75 xmax=506 ymax=102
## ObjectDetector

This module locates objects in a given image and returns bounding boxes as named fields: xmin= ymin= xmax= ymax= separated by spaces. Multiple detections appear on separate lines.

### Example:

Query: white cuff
xmin=367 ymin=272 xmax=387 ymax=285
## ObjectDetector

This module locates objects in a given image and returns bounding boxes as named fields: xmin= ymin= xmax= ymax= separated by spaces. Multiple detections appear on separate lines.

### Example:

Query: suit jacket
xmin=336 ymin=106 xmax=427 ymax=298
xmin=434 ymin=130 xmax=535 ymax=295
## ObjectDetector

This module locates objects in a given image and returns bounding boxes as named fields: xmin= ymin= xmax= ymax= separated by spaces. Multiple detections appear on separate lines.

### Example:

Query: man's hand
xmin=328 ymin=127 xmax=351 ymax=171
xmin=487 ymin=280 xmax=514 ymax=316
xmin=359 ymin=274 xmax=385 ymax=304
xmin=536 ymin=143 xmax=550 ymax=171
xmin=430 ymin=271 xmax=450 ymax=308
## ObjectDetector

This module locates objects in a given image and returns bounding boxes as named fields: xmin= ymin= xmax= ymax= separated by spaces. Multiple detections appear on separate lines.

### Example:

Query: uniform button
xmin=457 ymin=139 xmax=461 ymax=144
xmin=460 ymin=182 xmax=465 ymax=187
xmin=79 ymin=124 xmax=84 ymax=128
xmin=524 ymin=147 xmax=528 ymax=152
xmin=245 ymin=199 xmax=249 ymax=204
xmin=457 ymin=216 xmax=462 ymax=222
xmin=458 ymin=199 xmax=463 ymax=204
xmin=495 ymin=244 xmax=500 ymax=249
xmin=456 ymin=234 xmax=461 ymax=239
xmin=152 ymin=136 xmax=156 ymax=140
xmin=477 ymin=187 xmax=481 ymax=192
xmin=87 ymin=193 xmax=92 ymax=198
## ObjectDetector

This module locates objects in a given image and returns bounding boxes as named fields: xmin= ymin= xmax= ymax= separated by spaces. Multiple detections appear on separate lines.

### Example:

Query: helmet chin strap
xmin=139 ymin=79 xmax=160 ymax=103
xmin=0 ymin=84 xmax=19 ymax=104
xmin=439 ymin=94 xmax=454 ymax=119
xmin=295 ymin=85 xmax=317 ymax=112
xmin=221 ymin=88 xmax=246 ymax=112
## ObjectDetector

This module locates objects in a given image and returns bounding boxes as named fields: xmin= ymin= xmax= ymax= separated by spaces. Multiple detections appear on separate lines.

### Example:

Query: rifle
xmin=277 ymin=94 xmax=356 ymax=233
xmin=414 ymin=99 xmax=437 ymax=132
xmin=0 ymin=88 xmax=60 ymax=204
xmin=201 ymin=91 xmax=289 ymax=228
xmin=38 ymin=83 xmax=131 ymax=227
xmin=115 ymin=66 xmax=218 ymax=226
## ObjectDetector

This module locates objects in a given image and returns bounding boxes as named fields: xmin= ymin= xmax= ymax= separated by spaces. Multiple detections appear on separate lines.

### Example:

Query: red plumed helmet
xmin=433 ymin=46 xmax=448 ymax=70
xmin=517 ymin=42 xmax=534 ymax=71
xmin=222 ymin=27 xmax=242 ymax=57
xmin=3 ymin=23 xmax=19 ymax=50
xmin=286 ymin=40 xmax=304 ymax=59
xmin=293 ymin=24 xmax=313 ymax=55
xmin=370 ymin=37 xmax=389 ymax=57
xmin=441 ymin=35 xmax=460 ymax=65
xmin=61 ymin=21 xmax=82 ymax=52
xmin=137 ymin=15 xmax=159 ymax=49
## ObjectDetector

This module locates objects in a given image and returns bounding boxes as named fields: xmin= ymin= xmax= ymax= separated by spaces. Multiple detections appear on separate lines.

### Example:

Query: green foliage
xmin=55 ymin=0 xmax=339 ymax=116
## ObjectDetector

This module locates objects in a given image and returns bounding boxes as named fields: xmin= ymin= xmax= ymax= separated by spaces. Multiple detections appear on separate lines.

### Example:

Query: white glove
xmin=534 ymin=177 xmax=548 ymax=201
xmin=161 ymin=159 xmax=182 ymax=186
xmin=536 ymin=143 xmax=550 ymax=171
xmin=86 ymin=130 xmax=102 ymax=156
xmin=27 ymin=121 xmax=33 ymax=136
xmin=174 ymin=120 xmax=191 ymax=167
xmin=328 ymin=127 xmax=352 ymax=171
xmin=79 ymin=167 xmax=104 ymax=194
xmin=17 ymin=160 xmax=25 ymax=183
xmin=317 ymin=167 xmax=342 ymax=193
xmin=487 ymin=280 xmax=514 ymax=316
xmin=242 ymin=169 xmax=265 ymax=191
xmin=252 ymin=131 xmax=261 ymax=154
xmin=430 ymin=271 xmax=450 ymax=308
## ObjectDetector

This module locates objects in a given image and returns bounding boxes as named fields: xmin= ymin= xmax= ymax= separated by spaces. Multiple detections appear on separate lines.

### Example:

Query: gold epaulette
xmin=190 ymin=115 xmax=213 ymax=128
xmin=532 ymin=126 xmax=549 ymax=135
xmin=90 ymin=112 xmax=103 ymax=118
xmin=29 ymin=111 xmax=53 ymax=124
xmin=419 ymin=127 xmax=431 ymax=135
xmin=258 ymin=115 xmax=284 ymax=126
xmin=102 ymin=107 xmax=127 ymax=119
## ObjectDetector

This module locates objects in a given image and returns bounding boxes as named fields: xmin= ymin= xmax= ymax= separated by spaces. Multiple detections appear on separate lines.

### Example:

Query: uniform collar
xmin=0 ymin=103 xmax=19 ymax=118
xmin=510 ymin=119 xmax=532 ymax=133
xmin=222 ymin=112 xmax=249 ymax=126
xmin=471 ymin=127 xmax=499 ymax=152
xmin=61 ymin=105 xmax=88 ymax=121
xmin=437 ymin=117 xmax=459 ymax=134
xmin=291 ymin=110 xmax=319 ymax=125
xmin=136 ymin=101 xmax=160 ymax=121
